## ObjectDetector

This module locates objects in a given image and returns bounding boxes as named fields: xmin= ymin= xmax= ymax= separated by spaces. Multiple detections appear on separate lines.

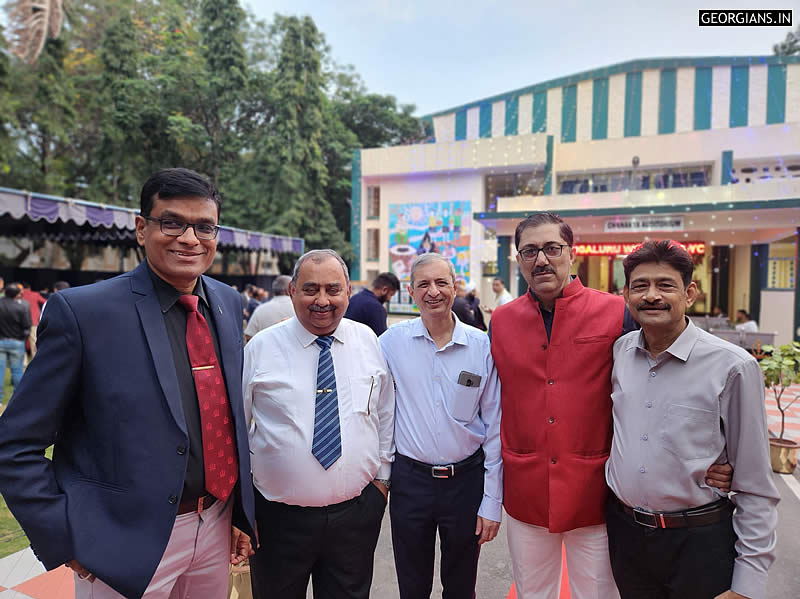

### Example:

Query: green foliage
xmin=759 ymin=341 xmax=800 ymax=439
xmin=0 ymin=0 xmax=424 ymax=267
xmin=774 ymin=26 xmax=799 ymax=56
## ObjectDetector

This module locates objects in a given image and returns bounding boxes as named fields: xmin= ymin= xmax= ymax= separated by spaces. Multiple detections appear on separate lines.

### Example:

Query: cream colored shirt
xmin=243 ymin=317 xmax=395 ymax=506
xmin=606 ymin=319 xmax=779 ymax=599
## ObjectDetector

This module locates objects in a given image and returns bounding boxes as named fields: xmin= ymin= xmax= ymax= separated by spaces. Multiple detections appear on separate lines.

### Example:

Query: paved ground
xmin=1 ymin=387 xmax=799 ymax=599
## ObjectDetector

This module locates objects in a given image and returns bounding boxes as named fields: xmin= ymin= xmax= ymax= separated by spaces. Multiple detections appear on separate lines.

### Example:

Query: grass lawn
xmin=0 ymin=367 xmax=46 ymax=559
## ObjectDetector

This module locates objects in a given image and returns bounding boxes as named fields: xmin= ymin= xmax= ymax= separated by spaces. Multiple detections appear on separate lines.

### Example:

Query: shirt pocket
xmin=660 ymin=403 xmax=717 ymax=460
xmin=349 ymin=375 xmax=377 ymax=414
xmin=442 ymin=377 xmax=481 ymax=423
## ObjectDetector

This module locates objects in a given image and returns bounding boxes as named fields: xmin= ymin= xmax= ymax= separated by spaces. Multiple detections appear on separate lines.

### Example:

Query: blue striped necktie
xmin=312 ymin=335 xmax=341 ymax=469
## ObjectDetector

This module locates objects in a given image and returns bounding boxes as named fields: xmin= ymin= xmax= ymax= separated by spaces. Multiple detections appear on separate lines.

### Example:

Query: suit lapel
xmin=131 ymin=263 xmax=187 ymax=435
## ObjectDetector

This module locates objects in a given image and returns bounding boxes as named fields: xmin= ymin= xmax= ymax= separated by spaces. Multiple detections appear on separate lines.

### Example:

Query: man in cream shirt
xmin=243 ymin=249 xmax=395 ymax=599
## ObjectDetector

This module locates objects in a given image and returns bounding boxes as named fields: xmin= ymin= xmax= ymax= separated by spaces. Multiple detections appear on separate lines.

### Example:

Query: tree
xmin=774 ymin=25 xmax=799 ymax=55
xmin=198 ymin=0 xmax=247 ymax=186
xmin=250 ymin=15 xmax=349 ymax=260
xmin=3 ymin=37 xmax=75 ymax=194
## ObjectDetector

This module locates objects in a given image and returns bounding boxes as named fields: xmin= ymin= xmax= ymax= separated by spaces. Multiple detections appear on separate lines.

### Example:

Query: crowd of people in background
xmin=0 ymin=278 xmax=70 ymax=404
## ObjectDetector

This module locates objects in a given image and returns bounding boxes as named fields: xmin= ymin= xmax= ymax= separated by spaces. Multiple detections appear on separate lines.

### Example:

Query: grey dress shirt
xmin=606 ymin=319 xmax=779 ymax=599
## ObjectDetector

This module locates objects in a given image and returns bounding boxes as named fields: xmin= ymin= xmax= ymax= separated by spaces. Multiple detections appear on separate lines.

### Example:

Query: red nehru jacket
xmin=491 ymin=277 xmax=624 ymax=532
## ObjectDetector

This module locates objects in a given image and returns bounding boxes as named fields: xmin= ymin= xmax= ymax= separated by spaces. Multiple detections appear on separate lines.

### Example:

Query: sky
xmin=246 ymin=0 xmax=796 ymax=116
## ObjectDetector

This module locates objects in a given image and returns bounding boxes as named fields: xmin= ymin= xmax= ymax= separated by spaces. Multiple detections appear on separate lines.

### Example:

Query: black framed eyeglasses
xmin=518 ymin=244 xmax=570 ymax=261
xmin=144 ymin=216 xmax=219 ymax=240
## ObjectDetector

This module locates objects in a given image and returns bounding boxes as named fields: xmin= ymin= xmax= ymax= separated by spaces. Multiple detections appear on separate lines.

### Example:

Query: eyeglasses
xmin=144 ymin=216 xmax=219 ymax=240
xmin=518 ymin=244 xmax=570 ymax=261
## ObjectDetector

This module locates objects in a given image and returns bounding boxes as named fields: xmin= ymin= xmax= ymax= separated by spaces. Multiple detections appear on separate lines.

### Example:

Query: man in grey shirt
xmin=605 ymin=240 xmax=779 ymax=599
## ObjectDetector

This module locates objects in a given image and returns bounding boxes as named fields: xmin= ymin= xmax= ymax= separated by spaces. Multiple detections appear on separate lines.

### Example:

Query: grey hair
xmin=291 ymin=249 xmax=350 ymax=285
xmin=271 ymin=274 xmax=292 ymax=296
xmin=409 ymin=252 xmax=455 ymax=287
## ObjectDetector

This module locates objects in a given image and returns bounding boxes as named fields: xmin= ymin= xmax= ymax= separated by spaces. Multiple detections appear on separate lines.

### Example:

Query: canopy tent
xmin=0 ymin=186 xmax=305 ymax=254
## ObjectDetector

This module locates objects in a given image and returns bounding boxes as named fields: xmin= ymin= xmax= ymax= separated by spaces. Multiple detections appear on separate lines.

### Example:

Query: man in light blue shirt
xmin=380 ymin=252 xmax=502 ymax=599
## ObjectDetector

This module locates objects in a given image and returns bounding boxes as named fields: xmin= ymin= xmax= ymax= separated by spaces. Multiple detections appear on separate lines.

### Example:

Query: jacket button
xmin=177 ymin=446 xmax=186 ymax=455
xmin=541 ymin=344 xmax=547 ymax=350
xmin=547 ymin=379 xmax=554 ymax=385
xmin=551 ymin=458 xmax=557 ymax=464
xmin=548 ymin=417 xmax=555 ymax=424
xmin=168 ymin=495 xmax=178 ymax=504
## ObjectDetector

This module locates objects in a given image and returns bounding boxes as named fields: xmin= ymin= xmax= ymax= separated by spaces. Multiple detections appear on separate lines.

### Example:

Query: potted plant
xmin=759 ymin=341 xmax=800 ymax=474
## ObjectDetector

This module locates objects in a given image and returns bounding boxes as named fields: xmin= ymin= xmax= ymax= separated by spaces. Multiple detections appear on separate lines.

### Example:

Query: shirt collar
xmin=528 ymin=275 xmax=581 ymax=310
xmin=634 ymin=317 xmax=698 ymax=362
xmin=146 ymin=262 xmax=209 ymax=313
xmin=290 ymin=315 xmax=346 ymax=348
xmin=411 ymin=312 xmax=469 ymax=347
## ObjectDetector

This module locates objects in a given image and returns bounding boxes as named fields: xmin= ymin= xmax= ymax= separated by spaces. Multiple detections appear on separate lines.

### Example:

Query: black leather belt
xmin=397 ymin=448 xmax=484 ymax=479
xmin=177 ymin=493 xmax=217 ymax=515
xmin=611 ymin=494 xmax=732 ymax=529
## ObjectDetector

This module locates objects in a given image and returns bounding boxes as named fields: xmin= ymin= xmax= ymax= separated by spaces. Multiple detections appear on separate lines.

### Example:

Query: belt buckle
xmin=632 ymin=508 xmax=664 ymax=529
xmin=197 ymin=495 xmax=206 ymax=514
xmin=431 ymin=465 xmax=454 ymax=479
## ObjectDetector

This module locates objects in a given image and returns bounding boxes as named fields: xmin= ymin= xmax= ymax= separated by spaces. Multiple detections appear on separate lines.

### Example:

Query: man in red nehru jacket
xmin=490 ymin=212 xmax=732 ymax=599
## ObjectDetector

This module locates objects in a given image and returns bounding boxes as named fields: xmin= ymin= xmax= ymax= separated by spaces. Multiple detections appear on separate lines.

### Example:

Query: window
xmin=485 ymin=170 xmax=544 ymax=211
xmin=367 ymin=186 xmax=380 ymax=219
xmin=367 ymin=229 xmax=380 ymax=261
xmin=557 ymin=165 xmax=711 ymax=194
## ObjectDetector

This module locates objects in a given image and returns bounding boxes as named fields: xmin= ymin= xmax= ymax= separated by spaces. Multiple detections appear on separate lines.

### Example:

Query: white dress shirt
xmin=243 ymin=317 xmax=395 ymax=507
xmin=244 ymin=295 xmax=295 ymax=338
xmin=606 ymin=319 xmax=779 ymax=599
xmin=735 ymin=320 xmax=758 ymax=333
xmin=495 ymin=290 xmax=513 ymax=307
xmin=380 ymin=316 xmax=503 ymax=522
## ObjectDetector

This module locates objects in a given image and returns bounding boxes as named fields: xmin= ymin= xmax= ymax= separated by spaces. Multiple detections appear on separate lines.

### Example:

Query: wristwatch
xmin=375 ymin=478 xmax=391 ymax=489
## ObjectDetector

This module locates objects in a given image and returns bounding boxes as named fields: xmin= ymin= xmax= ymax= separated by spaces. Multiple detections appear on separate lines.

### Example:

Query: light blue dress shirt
xmin=380 ymin=315 xmax=503 ymax=522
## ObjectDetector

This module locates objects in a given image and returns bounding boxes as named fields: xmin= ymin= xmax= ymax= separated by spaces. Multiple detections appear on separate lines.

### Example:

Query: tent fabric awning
xmin=0 ymin=187 xmax=304 ymax=254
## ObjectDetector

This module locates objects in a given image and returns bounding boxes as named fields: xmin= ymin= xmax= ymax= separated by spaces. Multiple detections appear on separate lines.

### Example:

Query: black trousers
xmin=250 ymin=483 xmax=386 ymax=599
xmin=390 ymin=453 xmax=484 ymax=599
xmin=605 ymin=496 xmax=737 ymax=599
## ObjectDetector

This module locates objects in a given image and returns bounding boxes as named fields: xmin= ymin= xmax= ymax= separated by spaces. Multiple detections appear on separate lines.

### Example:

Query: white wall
xmin=675 ymin=67 xmax=695 ymax=133
xmin=748 ymin=65 xmax=768 ymax=127
xmin=607 ymin=73 xmax=626 ymax=139
xmin=518 ymin=94 xmax=533 ymax=135
xmin=640 ymin=69 xmax=659 ymax=136
xmin=760 ymin=290 xmax=795 ymax=346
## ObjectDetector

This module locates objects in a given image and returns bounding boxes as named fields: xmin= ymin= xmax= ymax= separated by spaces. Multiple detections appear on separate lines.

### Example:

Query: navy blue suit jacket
xmin=0 ymin=262 xmax=255 ymax=598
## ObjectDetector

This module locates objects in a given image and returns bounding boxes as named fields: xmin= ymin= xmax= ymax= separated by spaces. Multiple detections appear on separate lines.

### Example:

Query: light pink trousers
xmin=506 ymin=513 xmax=620 ymax=599
xmin=74 ymin=498 xmax=232 ymax=599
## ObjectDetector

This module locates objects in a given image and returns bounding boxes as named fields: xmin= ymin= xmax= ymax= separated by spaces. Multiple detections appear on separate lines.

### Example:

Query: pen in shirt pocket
xmin=367 ymin=375 xmax=375 ymax=415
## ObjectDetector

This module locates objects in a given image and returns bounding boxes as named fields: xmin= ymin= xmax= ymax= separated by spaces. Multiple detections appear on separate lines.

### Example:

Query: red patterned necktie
xmin=177 ymin=294 xmax=238 ymax=502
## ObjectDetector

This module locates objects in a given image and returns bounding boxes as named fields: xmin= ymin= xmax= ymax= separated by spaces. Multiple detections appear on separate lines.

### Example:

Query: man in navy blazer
xmin=0 ymin=168 xmax=255 ymax=599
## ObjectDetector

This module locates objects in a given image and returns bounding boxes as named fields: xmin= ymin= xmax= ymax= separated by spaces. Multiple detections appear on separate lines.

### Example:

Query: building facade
xmin=351 ymin=56 xmax=800 ymax=343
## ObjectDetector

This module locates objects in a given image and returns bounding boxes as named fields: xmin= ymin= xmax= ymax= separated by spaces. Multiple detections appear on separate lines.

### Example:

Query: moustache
xmin=309 ymin=305 xmax=336 ymax=313
xmin=533 ymin=266 xmax=555 ymax=275
xmin=637 ymin=303 xmax=670 ymax=311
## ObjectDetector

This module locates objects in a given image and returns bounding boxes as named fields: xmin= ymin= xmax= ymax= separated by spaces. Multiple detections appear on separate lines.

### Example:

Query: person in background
xmin=484 ymin=277 xmax=513 ymax=315
xmin=244 ymin=275 xmax=295 ymax=342
xmin=606 ymin=240 xmax=778 ymax=599
xmin=20 ymin=282 xmax=46 ymax=358
xmin=344 ymin=272 xmax=400 ymax=336
xmin=0 ymin=284 xmax=31 ymax=405
xmin=735 ymin=310 xmax=758 ymax=333
xmin=452 ymin=279 xmax=477 ymax=328
xmin=464 ymin=281 xmax=487 ymax=331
